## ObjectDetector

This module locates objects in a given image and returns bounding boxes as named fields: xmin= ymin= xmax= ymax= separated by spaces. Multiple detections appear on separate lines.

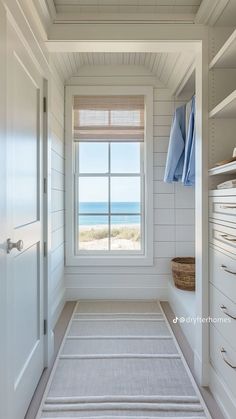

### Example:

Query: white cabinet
xmin=208 ymin=200 xmax=236 ymax=417
xmin=209 ymin=246 xmax=236 ymax=303
xmin=210 ymin=284 xmax=236 ymax=352
xmin=209 ymin=195 xmax=236 ymax=224
xmin=210 ymin=324 xmax=236 ymax=400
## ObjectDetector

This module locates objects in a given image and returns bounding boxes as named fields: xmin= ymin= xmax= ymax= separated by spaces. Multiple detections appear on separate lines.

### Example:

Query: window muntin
xmin=75 ymin=142 xmax=143 ymax=253
xmin=73 ymin=94 xmax=145 ymax=255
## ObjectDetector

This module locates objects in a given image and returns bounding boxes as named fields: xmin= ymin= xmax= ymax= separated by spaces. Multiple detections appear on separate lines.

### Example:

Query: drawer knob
xmin=220 ymin=347 xmax=236 ymax=369
xmin=220 ymin=264 xmax=236 ymax=275
xmin=220 ymin=304 xmax=236 ymax=320
xmin=220 ymin=234 xmax=236 ymax=242
xmin=220 ymin=205 xmax=236 ymax=209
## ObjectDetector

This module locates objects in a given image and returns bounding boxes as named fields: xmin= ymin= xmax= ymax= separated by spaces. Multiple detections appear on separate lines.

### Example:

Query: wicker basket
xmin=171 ymin=257 xmax=195 ymax=291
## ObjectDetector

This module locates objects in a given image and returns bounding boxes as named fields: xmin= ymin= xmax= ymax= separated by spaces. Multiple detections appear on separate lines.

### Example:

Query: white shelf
xmin=209 ymin=90 xmax=236 ymax=118
xmin=210 ymin=29 xmax=236 ymax=69
xmin=209 ymin=161 xmax=236 ymax=176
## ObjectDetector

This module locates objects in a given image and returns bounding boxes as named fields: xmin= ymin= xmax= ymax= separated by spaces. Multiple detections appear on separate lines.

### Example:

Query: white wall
xmin=64 ymin=68 xmax=195 ymax=300
xmin=49 ymin=60 xmax=66 ymax=327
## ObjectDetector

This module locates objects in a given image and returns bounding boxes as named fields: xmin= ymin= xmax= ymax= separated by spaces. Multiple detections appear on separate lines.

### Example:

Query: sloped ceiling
xmin=52 ymin=51 xmax=194 ymax=92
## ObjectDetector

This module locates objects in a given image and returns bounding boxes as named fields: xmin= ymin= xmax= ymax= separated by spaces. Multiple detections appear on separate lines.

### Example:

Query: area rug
xmin=37 ymin=301 xmax=211 ymax=418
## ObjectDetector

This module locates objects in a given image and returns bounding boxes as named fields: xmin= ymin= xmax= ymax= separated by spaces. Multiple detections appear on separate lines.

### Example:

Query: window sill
xmin=66 ymin=254 xmax=154 ymax=267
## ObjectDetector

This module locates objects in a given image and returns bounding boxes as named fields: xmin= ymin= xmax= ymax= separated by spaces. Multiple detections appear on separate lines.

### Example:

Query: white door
xmin=6 ymin=23 xmax=45 ymax=419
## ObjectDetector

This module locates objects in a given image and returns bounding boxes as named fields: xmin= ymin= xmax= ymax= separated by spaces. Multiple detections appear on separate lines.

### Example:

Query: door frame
xmin=43 ymin=77 xmax=54 ymax=367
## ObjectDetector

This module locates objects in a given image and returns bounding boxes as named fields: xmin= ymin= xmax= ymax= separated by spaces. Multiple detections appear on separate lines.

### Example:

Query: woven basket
xmin=171 ymin=257 xmax=195 ymax=291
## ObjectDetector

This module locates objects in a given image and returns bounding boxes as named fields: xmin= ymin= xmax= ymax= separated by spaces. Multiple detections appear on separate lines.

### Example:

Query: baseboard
xmin=209 ymin=364 xmax=236 ymax=419
xmin=65 ymin=287 xmax=168 ymax=301
xmin=51 ymin=288 xmax=66 ymax=329
xmin=194 ymin=350 xmax=209 ymax=386
xmin=168 ymin=279 xmax=196 ymax=349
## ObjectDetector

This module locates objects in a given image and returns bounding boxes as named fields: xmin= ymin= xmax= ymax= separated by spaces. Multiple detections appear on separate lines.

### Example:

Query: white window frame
xmin=65 ymin=85 xmax=153 ymax=266
xmin=75 ymin=142 xmax=144 ymax=255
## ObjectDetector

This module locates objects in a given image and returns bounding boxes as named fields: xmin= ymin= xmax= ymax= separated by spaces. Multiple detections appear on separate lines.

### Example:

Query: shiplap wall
xmin=64 ymin=71 xmax=195 ymax=300
xmin=50 ymin=61 xmax=65 ymax=326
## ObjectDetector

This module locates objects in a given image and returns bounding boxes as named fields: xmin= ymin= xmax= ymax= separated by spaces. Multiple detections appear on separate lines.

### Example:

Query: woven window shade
xmin=73 ymin=95 xmax=144 ymax=142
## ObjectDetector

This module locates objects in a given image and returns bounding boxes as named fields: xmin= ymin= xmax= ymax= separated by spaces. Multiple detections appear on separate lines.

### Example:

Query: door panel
xmin=14 ymin=243 xmax=40 ymax=384
xmin=13 ymin=56 xmax=39 ymax=227
xmin=7 ymin=22 xmax=44 ymax=419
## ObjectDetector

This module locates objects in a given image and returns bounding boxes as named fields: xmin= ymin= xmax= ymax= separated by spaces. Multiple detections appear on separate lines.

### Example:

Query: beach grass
xmin=79 ymin=226 xmax=140 ymax=242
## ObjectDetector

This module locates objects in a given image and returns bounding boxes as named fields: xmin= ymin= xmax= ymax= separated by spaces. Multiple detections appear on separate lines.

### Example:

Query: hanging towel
xmin=164 ymin=104 xmax=186 ymax=183
xmin=185 ymin=98 xmax=192 ymax=139
xmin=182 ymin=96 xmax=195 ymax=186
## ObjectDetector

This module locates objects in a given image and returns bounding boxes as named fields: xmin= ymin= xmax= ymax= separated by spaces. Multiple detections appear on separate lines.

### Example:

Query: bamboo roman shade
xmin=73 ymin=95 xmax=145 ymax=141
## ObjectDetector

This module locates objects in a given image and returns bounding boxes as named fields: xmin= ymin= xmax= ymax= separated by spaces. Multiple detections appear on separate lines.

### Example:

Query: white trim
xmin=46 ymin=40 xmax=200 ymax=54
xmin=53 ymin=12 xmax=196 ymax=24
xmin=209 ymin=28 xmax=236 ymax=70
xmin=173 ymin=61 xmax=195 ymax=98
xmin=3 ymin=1 xmax=50 ymax=74
xmin=44 ymin=0 xmax=57 ymax=22
xmin=195 ymin=0 xmax=229 ymax=25
xmin=194 ymin=42 xmax=209 ymax=386
xmin=65 ymin=85 xmax=153 ymax=267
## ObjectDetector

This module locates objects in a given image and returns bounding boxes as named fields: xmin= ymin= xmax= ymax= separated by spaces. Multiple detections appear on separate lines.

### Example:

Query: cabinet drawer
xmin=210 ymin=325 xmax=236 ymax=401
xmin=209 ymin=196 xmax=236 ymax=224
xmin=210 ymin=284 xmax=236 ymax=352
xmin=209 ymin=222 xmax=236 ymax=255
xmin=210 ymin=246 xmax=236 ymax=303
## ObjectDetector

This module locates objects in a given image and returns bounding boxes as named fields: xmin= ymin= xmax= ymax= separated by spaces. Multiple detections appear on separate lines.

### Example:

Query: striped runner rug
xmin=37 ymin=301 xmax=211 ymax=418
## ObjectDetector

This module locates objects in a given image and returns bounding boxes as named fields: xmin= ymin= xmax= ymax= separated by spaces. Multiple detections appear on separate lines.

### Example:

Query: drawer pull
xmin=220 ymin=234 xmax=236 ymax=242
xmin=220 ymin=304 xmax=236 ymax=319
xmin=220 ymin=205 xmax=236 ymax=209
xmin=221 ymin=264 xmax=236 ymax=275
xmin=220 ymin=347 xmax=236 ymax=369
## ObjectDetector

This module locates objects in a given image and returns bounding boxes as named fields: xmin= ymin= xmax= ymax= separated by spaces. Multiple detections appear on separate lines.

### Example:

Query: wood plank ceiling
xmin=52 ymin=51 xmax=194 ymax=90
xmin=48 ymin=1 xmax=198 ymax=87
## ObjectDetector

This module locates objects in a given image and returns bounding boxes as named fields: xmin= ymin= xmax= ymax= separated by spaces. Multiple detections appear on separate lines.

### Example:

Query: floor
xmin=25 ymin=301 xmax=225 ymax=419
xmin=25 ymin=302 xmax=76 ymax=419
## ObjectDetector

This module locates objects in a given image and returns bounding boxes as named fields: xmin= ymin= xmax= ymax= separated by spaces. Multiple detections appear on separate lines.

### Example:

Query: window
xmin=74 ymin=96 xmax=144 ymax=253
xmin=65 ymin=86 xmax=153 ymax=266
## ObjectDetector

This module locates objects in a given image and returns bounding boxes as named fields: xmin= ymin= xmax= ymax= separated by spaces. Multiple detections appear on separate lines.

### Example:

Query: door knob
xmin=7 ymin=239 xmax=24 ymax=253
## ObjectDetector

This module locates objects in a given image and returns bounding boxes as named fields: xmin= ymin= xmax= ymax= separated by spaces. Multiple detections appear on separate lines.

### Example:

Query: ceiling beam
xmin=53 ymin=12 xmax=196 ymax=24
xmin=46 ymin=24 xmax=207 ymax=52
xmin=195 ymin=0 xmax=229 ymax=25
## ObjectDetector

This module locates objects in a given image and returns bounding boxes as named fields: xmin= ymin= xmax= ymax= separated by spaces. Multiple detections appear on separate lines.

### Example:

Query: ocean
xmin=79 ymin=202 xmax=140 ymax=226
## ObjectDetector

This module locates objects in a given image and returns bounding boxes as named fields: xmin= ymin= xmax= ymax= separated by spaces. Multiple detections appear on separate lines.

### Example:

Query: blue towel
xmin=182 ymin=96 xmax=195 ymax=186
xmin=164 ymin=104 xmax=186 ymax=183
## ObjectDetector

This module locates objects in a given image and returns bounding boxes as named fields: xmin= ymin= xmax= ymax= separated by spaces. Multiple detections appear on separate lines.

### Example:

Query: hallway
xmin=37 ymin=301 xmax=209 ymax=418
xmin=1 ymin=1 xmax=236 ymax=418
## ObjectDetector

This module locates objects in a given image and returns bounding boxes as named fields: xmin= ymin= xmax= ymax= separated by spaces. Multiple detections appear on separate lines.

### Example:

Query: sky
xmin=78 ymin=142 xmax=141 ymax=202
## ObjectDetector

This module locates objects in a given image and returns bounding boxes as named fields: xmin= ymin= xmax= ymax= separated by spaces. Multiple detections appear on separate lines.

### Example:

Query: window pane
xmin=111 ymin=143 xmax=140 ymax=173
xmin=111 ymin=177 xmax=141 ymax=213
xmin=78 ymin=177 xmax=108 ymax=213
xmin=78 ymin=216 xmax=108 ymax=250
xmin=78 ymin=142 xmax=108 ymax=173
xmin=111 ymin=216 xmax=141 ymax=250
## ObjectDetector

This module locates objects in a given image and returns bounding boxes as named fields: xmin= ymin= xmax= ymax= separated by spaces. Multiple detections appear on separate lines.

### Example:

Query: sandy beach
xmin=79 ymin=223 xmax=141 ymax=250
